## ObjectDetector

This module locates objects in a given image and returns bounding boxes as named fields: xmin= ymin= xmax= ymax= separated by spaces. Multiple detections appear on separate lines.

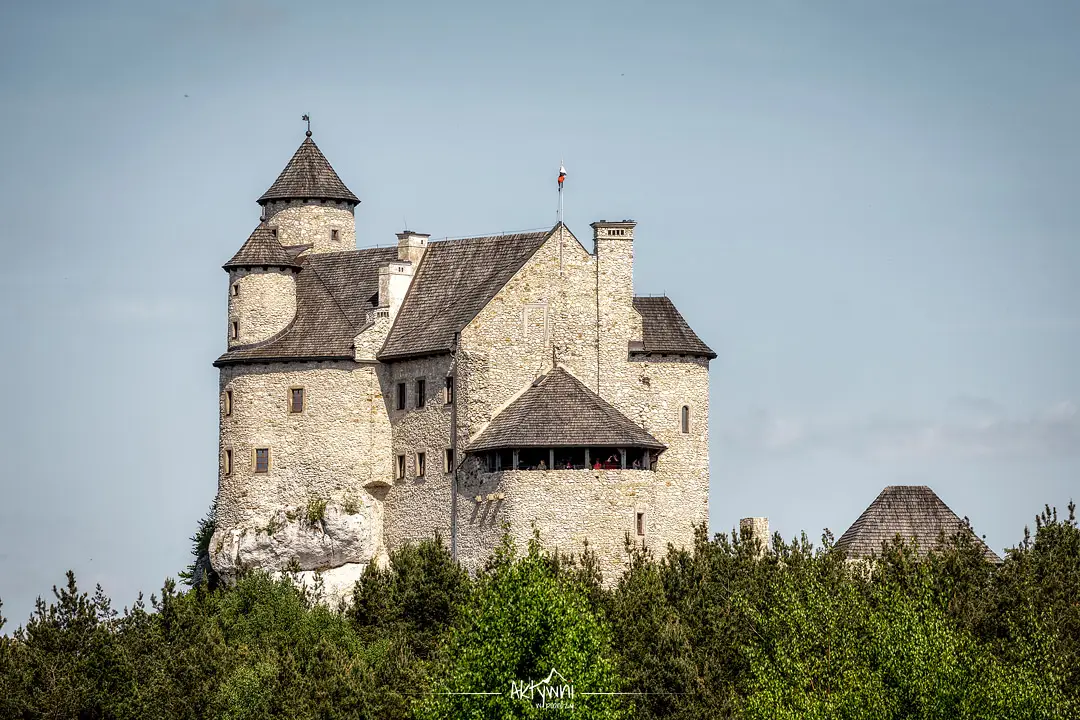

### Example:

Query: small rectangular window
xmin=223 ymin=389 xmax=233 ymax=417
xmin=224 ymin=448 xmax=233 ymax=476
xmin=444 ymin=448 xmax=454 ymax=474
xmin=396 ymin=454 xmax=406 ymax=480
xmin=416 ymin=378 xmax=426 ymax=408
xmin=290 ymin=387 xmax=304 ymax=414
xmin=254 ymin=448 xmax=270 ymax=474
xmin=416 ymin=451 xmax=426 ymax=477
xmin=331 ymin=228 xmax=340 ymax=243
xmin=230 ymin=283 xmax=239 ymax=297
xmin=445 ymin=376 xmax=454 ymax=405
xmin=397 ymin=383 xmax=406 ymax=410
xmin=636 ymin=511 xmax=646 ymax=537
xmin=230 ymin=321 xmax=239 ymax=340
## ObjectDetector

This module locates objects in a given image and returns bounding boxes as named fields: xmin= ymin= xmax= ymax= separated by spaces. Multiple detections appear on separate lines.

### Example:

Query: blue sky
xmin=1 ymin=0 xmax=1077 ymax=624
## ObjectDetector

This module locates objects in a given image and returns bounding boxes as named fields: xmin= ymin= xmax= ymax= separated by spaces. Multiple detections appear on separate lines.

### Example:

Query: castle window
xmin=331 ymin=229 xmax=340 ymax=243
xmin=254 ymin=448 xmax=270 ymax=474
xmin=230 ymin=321 xmax=239 ymax=340
xmin=636 ymin=511 xmax=646 ymax=537
xmin=416 ymin=451 xmax=426 ymax=477
xmin=444 ymin=448 xmax=454 ymax=474
xmin=680 ymin=405 xmax=690 ymax=434
xmin=270 ymin=227 xmax=278 ymax=238
xmin=416 ymin=378 xmax=426 ymax=408
xmin=230 ymin=283 xmax=239 ymax=297
xmin=445 ymin=376 xmax=454 ymax=405
xmin=289 ymin=387 xmax=304 ymax=414
xmin=396 ymin=454 xmax=406 ymax=480
xmin=223 ymin=448 xmax=233 ymax=476
xmin=223 ymin=389 xmax=233 ymax=417
xmin=397 ymin=383 xmax=406 ymax=410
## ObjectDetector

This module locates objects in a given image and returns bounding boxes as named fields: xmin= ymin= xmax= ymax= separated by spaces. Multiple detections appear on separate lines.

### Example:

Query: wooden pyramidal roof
xmin=258 ymin=136 xmax=359 ymax=205
xmin=836 ymin=485 xmax=1001 ymax=562
xmin=468 ymin=366 xmax=665 ymax=452
xmin=223 ymin=224 xmax=301 ymax=270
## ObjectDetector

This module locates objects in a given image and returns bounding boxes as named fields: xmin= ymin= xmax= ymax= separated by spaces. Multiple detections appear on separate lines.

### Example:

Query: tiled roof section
xmin=836 ymin=486 xmax=1001 ymax=562
xmin=223 ymin=225 xmax=300 ymax=270
xmin=214 ymin=247 xmax=398 ymax=365
xmin=632 ymin=296 xmax=715 ymax=358
xmin=469 ymin=367 xmax=665 ymax=452
xmin=257 ymin=137 xmax=359 ymax=205
xmin=378 ymin=229 xmax=553 ymax=360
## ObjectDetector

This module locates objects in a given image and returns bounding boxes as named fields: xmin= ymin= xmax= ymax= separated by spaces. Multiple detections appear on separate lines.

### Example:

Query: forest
xmin=0 ymin=500 xmax=1077 ymax=720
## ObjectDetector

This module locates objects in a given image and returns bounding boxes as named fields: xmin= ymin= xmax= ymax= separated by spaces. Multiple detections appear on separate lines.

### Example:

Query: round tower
xmin=257 ymin=128 xmax=360 ymax=253
xmin=223 ymin=224 xmax=300 ymax=346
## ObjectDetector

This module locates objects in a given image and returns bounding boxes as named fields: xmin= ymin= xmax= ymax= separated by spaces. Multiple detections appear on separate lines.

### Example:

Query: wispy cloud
xmin=718 ymin=397 xmax=1079 ymax=460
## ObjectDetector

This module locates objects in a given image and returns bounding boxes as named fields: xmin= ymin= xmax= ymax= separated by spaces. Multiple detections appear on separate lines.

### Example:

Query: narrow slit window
xmin=230 ymin=283 xmax=239 ymax=297
xmin=444 ymin=448 xmax=454 ymax=474
xmin=636 ymin=511 xmax=646 ymax=537
xmin=396 ymin=454 xmax=406 ymax=480
xmin=224 ymin=448 xmax=233 ymax=476
xmin=416 ymin=378 xmax=426 ymax=408
xmin=397 ymin=382 xmax=406 ymax=410
xmin=254 ymin=448 xmax=270 ymax=474
xmin=290 ymin=387 xmax=304 ymax=414
xmin=445 ymin=376 xmax=454 ymax=405
xmin=416 ymin=451 xmax=426 ymax=477
xmin=230 ymin=321 xmax=239 ymax=340
xmin=680 ymin=405 xmax=690 ymax=434
xmin=223 ymin=389 xmax=233 ymax=417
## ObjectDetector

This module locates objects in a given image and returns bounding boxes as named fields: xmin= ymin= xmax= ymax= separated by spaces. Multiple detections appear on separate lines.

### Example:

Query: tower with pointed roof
xmin=209 ymin=129 xmax=716 ymax=603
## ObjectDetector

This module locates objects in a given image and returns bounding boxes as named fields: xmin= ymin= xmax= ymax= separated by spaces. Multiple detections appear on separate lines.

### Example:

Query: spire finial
xmin=302 ymin=114 xmax=311 ymax=137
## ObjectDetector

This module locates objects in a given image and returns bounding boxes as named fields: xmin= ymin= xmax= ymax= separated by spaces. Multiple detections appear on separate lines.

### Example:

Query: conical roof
xmin=468 ymin=367 xmax=665 ymax=451
xmin=223 ymin=224 xmax=301 ymax=270
xmin=836 ymin=485 xmax=1000 ymax=562
xmin=257 ymin=136 xmax=359 ymax=205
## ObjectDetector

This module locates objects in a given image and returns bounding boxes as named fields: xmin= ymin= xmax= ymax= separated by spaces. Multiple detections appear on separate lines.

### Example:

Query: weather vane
xmin=302 ymin=114 xmax=311 ymax=137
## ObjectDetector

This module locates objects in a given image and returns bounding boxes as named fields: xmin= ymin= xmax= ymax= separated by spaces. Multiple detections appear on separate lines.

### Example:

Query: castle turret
xmin=223 ymin=224 xmax=300 ymax=346
xmin=257 ymin=129 xmax=359 ymax=253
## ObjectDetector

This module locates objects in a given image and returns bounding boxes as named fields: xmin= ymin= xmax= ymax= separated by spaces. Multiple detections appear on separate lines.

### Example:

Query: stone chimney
xmin=377 ymin=260 xmax=413 ymax=321
xmin=740 ymin=517 xmax=770 ymax=555
xmin=591 ymin=220 xmax=637 ymax=401
xmin=396 ymin=231 xmax=430 ymax=266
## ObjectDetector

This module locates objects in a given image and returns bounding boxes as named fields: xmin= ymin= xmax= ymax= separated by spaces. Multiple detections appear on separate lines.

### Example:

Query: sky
xmin=0 ymin=0 xmax=1077 ymax=626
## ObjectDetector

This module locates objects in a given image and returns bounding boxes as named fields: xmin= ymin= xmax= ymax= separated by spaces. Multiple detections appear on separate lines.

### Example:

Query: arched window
xmin=680 ymin=405 xmax=690 ymax=434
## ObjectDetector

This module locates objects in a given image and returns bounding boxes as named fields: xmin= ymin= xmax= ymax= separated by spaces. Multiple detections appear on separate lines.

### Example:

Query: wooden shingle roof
xmin=378 ymin=228 xmax=553 ymax=361
xmin=214 ymin=247 xmax=397 ymax=366
xmin=468 ymin=367 xmax=665 ymax=452
xmin=836 ymin=485 xmax=1001 ymax=562
xmin=223 ymin=224 xmax=300 ymax=270
xmin=632 ymin=296 xmax=716 ymax=358
xmin=257 ymin=137 xmax=359 ymax=205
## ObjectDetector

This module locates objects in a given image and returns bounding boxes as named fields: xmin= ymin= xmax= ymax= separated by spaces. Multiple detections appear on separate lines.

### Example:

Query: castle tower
xmin=257 ymin=129 xmax=360 ymax=253
xmin=222 ymin=225 xmax=300 ymax=346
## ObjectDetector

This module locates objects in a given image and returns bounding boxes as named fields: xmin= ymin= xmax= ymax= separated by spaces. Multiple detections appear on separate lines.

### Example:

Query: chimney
xmin=740 ymin=517 xmax=770 ymax=556
xmin=377 ymin=260 xmax=413 ymax=321
xmin=591 ymin=220 xmax=636 ymax=399
xmin=396 ymin=230 xmax=430 ymax=266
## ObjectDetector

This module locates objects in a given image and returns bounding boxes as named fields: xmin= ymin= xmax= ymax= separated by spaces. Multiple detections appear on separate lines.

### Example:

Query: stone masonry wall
xmin=378 ymin=354 xmax=456 ymax=553
xmin=264 ymin=199 xmax=356 ymax=253
xmin=211 ymin=360 xmax=391 ymax=578
xmin=227 ymin=268 xmax=297 ymax=346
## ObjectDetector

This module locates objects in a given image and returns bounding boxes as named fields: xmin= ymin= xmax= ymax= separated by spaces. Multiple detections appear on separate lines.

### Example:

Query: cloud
xmin=718 ymin=398 xmax=1079 ymax=460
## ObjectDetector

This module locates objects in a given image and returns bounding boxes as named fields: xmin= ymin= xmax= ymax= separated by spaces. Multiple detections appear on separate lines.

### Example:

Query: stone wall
xmin=211 ymin=360 xmax=391 ymax=578
xmin=263 ymin=199 xmax=356 ymax=253
xmin=227 ymin=268 xmax=297 ymax=346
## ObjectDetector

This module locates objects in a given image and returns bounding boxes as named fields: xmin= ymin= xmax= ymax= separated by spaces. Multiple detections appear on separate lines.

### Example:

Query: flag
xmin=558 ymin=163 xmax=566 ymax=191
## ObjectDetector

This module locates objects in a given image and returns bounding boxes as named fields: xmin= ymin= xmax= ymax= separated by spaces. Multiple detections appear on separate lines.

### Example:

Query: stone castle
xmin=207 ymin=129 xmax=716 ymax=600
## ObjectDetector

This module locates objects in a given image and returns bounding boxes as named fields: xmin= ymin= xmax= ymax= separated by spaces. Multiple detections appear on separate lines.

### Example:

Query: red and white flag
xmin=558 ymin=163 xmax=566 ymax=191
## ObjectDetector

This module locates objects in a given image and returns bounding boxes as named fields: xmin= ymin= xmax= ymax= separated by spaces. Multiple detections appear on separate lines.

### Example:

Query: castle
xmin=207 ymin=129 xmax=716 ymax=600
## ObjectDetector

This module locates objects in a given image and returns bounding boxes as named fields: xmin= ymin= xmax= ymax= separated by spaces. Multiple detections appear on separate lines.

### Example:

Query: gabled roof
xmin=632 ymin=296 xmax=715 ymax=358
xmin=468 ymin=367 xmax=665 ymax=452
xmin=836 ymin=485 xmax=1001 ymax=562
xmin=257 ymin=136 xmax=359 ymax=205
xmin=214 ymin=247 xmax=397 ymax=366
xmin=378 ymin=228 xmax=553 ymax=361
xmin=223 ymin=225 xmax=300 ymax=270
